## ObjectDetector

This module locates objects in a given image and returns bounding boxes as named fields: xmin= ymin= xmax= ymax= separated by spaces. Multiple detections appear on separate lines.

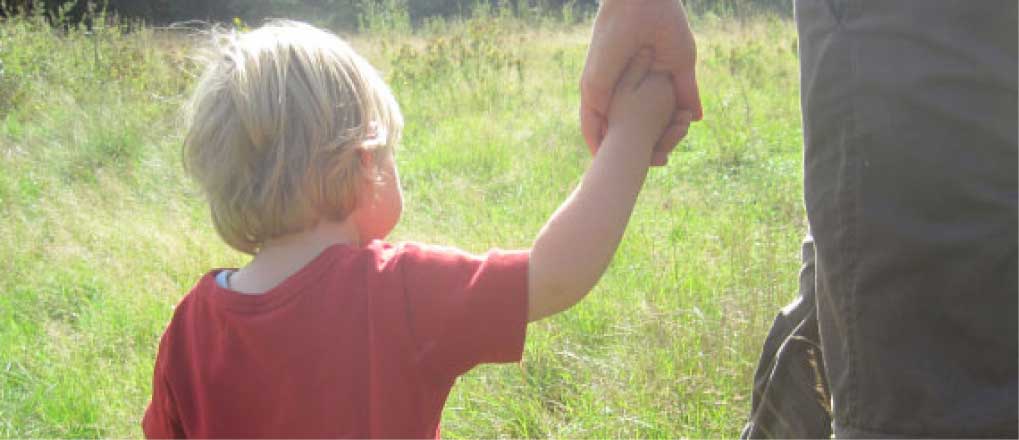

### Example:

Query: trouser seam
xmin=841 ymin=0 xmax=861 ymax=427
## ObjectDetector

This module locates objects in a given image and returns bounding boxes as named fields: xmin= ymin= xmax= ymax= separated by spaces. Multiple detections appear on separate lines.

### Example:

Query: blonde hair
xmin=183 ymin=20 xmax=403 ymax=254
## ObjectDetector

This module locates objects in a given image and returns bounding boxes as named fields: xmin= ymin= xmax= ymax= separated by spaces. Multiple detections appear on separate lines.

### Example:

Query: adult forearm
xmin=528 ymin=130 xmax=653 ymax=321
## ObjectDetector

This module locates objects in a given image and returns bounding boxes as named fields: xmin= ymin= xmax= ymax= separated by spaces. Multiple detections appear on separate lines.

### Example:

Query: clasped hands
xmin=580 ymin=0 xmax=702 ymax=166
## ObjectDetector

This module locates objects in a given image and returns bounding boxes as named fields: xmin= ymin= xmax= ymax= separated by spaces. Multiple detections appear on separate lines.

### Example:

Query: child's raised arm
xmin=527 ymin=50 xmax=690 ymax=321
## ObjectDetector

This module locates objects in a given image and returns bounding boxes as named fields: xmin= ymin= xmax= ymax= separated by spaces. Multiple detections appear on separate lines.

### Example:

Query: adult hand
xmin=581 ymin=0 xmax=702 ymax=166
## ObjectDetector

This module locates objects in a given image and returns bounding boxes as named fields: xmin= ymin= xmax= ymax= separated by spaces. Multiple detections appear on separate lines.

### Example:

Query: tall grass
xmin=0 ymin=4 xmax=804 ymax=437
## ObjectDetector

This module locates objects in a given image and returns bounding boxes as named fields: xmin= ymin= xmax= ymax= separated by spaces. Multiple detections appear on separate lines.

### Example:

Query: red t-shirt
xmin=142 ymin=241 xmax=529 ymax=438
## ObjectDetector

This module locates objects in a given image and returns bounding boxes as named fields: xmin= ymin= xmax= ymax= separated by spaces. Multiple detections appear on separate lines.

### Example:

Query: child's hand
xmin=605 ymin=49 xmax=684 ymax=156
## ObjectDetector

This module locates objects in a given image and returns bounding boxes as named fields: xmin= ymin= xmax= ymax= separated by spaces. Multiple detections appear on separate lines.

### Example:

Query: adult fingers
xmin=651 ymin=151 xmax=669 ymax=167
xmin=673 ymin=69 xmax=703 ymax=122
xmin=650 ymin=124 xmax=680 ymax=167
xmin=651 ymin=111 xmax=693 ymax=167
xmin=652 ymin=110 xmax=692 ymax=159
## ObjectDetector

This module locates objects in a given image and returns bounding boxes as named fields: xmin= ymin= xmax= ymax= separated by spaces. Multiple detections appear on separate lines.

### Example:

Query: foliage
xmin=686 ymin=0 xmax=793 ymax=18
xmin=0 ymin=0 xmax=599 ymax=29
xmin=385 ymin=15 xmax=525 ymax=99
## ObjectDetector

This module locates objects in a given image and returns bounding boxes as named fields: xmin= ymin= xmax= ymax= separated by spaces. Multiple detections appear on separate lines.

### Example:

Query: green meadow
xmin=0 ymin=4 xmax=806 ymax=437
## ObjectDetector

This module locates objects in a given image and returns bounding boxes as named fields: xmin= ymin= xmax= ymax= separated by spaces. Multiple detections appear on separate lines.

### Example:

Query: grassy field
xmin=0 ymin=6 xmax=805 ymax=437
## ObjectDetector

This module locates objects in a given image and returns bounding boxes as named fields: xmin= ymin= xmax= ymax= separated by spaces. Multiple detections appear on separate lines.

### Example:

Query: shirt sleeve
xmin=396 ymin=242 xmax=529 ymax=379
xmin=142 ymin=341 xmax=185 ymax=439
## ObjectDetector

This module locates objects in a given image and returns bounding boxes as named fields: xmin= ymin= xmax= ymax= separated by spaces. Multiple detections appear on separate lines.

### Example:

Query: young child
xmin=143 ymin=20 xmax=684 ymax=438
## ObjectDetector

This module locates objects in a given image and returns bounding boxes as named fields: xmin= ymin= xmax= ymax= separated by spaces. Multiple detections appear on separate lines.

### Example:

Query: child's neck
xmin=228 ymin=220 xmax=361 ymax=294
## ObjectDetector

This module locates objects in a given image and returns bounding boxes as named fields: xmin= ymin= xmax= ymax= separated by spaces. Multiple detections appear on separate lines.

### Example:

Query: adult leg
xmin=741 ymin=233 xmax=832 ymax=439
xmin=798 ymin=0 xmax=1018 ymax=436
